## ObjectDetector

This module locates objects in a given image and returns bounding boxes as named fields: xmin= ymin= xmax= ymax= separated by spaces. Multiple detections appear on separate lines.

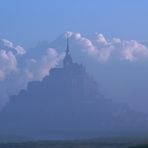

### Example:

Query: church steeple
xmin=66 ymin=37 xmax=70 ymax=55
xmin=63 ymin=37 xmax=73 ymax=68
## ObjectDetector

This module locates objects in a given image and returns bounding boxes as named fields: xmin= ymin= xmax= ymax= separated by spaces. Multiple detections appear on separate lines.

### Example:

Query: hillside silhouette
xmin=0 ymin=39 xmax=148 ymax=140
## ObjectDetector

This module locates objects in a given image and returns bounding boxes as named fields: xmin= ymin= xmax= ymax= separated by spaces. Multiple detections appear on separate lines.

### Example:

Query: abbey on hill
xmin=0 ymin=38 xmax=148 ymax=140
xmin=45 ymin=38 xmax=99 ymax=101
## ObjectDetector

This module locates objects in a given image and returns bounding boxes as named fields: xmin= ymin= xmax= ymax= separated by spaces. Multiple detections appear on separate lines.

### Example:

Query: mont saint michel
xmin=0 ymin=39 xmax=147 ymax=140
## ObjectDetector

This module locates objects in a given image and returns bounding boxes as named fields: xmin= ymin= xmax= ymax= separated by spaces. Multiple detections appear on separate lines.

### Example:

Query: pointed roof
xmin=63 ymin=37 xmax=73 ymax=68
xmin=66 ymin=36 xmax=70 ymax=55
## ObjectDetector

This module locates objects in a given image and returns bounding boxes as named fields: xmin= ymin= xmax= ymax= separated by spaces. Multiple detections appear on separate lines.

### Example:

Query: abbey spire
xmin=66 ymin=37 xmax=70 ymax=55
xmin=63 ymin=37 xmax=73 ymax=68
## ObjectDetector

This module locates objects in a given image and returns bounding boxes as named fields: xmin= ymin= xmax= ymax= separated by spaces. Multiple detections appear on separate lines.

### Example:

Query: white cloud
xmin=71 ymin=32 xmax=114 ymax=62
xmin=74 ymin=33 xmax=96 ymax=55
xmin=96 ymin=33 xmax=107 ymax=45
xmin=122 ymin=40 xmax=148 ymax=61
xmin=0 ymin=39 xmax=26 ymax=55
xmin=15 ymin=45 xmax=26 ymax=55
xmin=112 ymin=38 xmax=121 ymax=44
xmin=1 ymin=39 xmax=14 ymax=48
xmin=65 ymin=31 xmax=73 ymax=38
xmin=66 ymin=32 xmax=148 ymax=62
xmin=0 ymin=50 xmax=17 ymax=80
xmin=25 ymin=48 xmax=62 ymax=80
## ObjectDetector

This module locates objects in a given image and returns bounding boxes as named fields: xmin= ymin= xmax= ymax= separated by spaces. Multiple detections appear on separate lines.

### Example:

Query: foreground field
xmin=131 ymin=145 xmax=148 ymax=148
xmin=0 ymin=140 xmax=137 ymax=148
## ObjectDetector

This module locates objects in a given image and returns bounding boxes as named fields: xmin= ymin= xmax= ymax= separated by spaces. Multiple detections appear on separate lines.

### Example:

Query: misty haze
xmin=0 ymin=1 xmax=148 ymax=148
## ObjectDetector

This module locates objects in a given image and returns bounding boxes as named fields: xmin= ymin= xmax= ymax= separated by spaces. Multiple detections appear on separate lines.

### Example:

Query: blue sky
xmin=0 ymin=0 xmax=148 ymax=47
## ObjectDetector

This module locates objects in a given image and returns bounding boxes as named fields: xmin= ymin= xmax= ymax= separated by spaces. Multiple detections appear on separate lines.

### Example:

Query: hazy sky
xmin=0 ymin=0 xmax=148 ymax=47
xmin=0 ymin=0 xmax=148 ymax=113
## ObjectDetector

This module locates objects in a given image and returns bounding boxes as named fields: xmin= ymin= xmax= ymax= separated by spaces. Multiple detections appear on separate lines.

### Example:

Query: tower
xmin=63 ymin=37 xmax=73 ymax=68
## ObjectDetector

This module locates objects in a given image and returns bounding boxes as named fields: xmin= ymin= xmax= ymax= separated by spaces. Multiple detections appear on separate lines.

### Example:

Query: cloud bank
xmin=0 ymin=32 xmax=148 ymax=108
xmin=66 ymin=31 xmax=148 ymax=62
xmin=0 ymin=39 xmax=61 ymax=108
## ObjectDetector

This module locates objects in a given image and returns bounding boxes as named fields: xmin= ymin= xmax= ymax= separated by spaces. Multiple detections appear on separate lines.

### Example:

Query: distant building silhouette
xmin=0 ymin=38 xmax=147 ymax=140
xmin=48 ymin=37 xmax=99 ymax=101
